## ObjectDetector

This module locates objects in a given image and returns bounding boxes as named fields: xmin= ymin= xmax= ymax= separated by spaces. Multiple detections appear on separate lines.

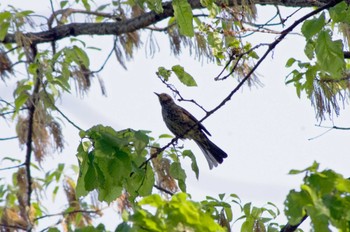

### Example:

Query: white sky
xmin=1 ymin=1 xmax=350 ymax=230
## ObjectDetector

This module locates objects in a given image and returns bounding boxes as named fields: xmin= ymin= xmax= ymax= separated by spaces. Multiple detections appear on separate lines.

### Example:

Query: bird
xmin=155 ymin=92 xmax=228 ymax=169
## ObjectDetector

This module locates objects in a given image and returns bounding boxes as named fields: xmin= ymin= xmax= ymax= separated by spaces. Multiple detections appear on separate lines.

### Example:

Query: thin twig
xmin=0 ymin=108 xmax=28 ymax=117
xmin=154 ymin=184 xmax=175 ymax=195
xmin=328 ymin=126 xmax=350 ymax=130
xmin=41 ymin=85 xmax=83 ymax=131
xmin=50 ymin=103 xmax=83 ymax=131
xmin=157 ymin=73 xmax=208 ymax=113
xmin=0 ymin=136 xmax=18 ymax=141
xmin=90 ymin=44 xmax=116 ymax=74
xmin=34 ymin=209 xmax=101 ymax=221
xmin=48 ymin=8 xmax=121 ymax=27
xmin=39 ymin=219 xmax=62 ymax=232
xmin=309 ymin=124 xmax=350 ymax=140
xmin=280 ymin=215 xmax=308 ymax=232
xmin=215 ymin=43 xmax=269 ymax=80
xmin=49 ymin=0 xmax=58 ymax=55
xmin=0 ymin=163 xmax=25 ymax=171
xmin=146 ymin=23 xmax=176 ymax=32
xmin=308 ymin=128 xmax=333 ymax=140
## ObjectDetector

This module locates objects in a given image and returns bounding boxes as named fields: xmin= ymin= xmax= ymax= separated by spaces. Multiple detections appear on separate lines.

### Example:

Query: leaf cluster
xmin=286 ymin=2 xmax=350 ymax=120
xmin=285 ymin=162 xmax=350 ymax=231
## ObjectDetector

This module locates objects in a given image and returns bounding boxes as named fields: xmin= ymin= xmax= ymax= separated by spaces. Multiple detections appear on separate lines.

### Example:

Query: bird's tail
xmin=194 ymin=137 xmax=228 ymax=169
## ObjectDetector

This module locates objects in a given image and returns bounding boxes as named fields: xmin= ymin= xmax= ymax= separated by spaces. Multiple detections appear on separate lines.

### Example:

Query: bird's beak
xmin=154 ymin=92 xmax=160 ymax=97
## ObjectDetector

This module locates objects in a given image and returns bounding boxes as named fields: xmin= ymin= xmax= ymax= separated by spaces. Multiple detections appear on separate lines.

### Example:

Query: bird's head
xmin=154 ymin=92 xmax=174 ymax=106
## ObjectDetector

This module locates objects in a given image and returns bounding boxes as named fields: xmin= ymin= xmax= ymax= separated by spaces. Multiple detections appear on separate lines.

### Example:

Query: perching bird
xmin=155 ymin=93 xmax=228 ymax=169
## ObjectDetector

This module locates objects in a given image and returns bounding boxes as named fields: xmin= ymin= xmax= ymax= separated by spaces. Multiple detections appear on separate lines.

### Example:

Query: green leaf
xmin=127 ymin=165 xmax=155 ymax=198
xmin=335 ymin=177 xmax=350 ymax=192
xmin=73 ymin=45 xmax=90 ymax=67
xmin=75 ymin=144 xmax=90 ymax=198
xmin=172 ymin=0 xmax=194 ymax=37
xmin=285 ymin=58 xmax=296 ymax=68
xmin=207 ymin=31 xmax=224 ymax=59
xmin=134 ymin=130 xmax=149 ymax=155
xmin=288 ymin=161 xmax=319 ymax=175
xmin=241 ymin=218 xmax=255 ymax=232
xmin=0 ymin=11 xmax=11 ymax=41
xmin=76 ymin=125 xmax=142 ymax=203
xmin=200 ymin=0 xmax=219 ymax=17
xmin=171 ymin=65 xmax=197 ymax=86
xmin=81 ymin=0 xmax=91 ymax=11
xmin=285 ymin=163 xmax=350 ymax=231
xmin=52 ymin=186 xmax=59 ymax=201
xmin=60 ymin=0 xmax=69 ymax=8
xmin=14 ymin=93 xmax=29 ymax=114
xmin=115 ymin=222 xmax=132 ymax=232
xmin=96 ymin=3 xmax=110 ymax=11
xmin=0 ymin=22 xmax=10 ymax=41
xmin=170 ymin=162 xmax=187 ymax=192
xmin=329 ymin=2 xmax=350 ymax=24
xmin=16 ymin=10 xmax=34 ymax=17
xmin=47 ymin=228 xmax=60 ymax=232
xmin=284 ymin=189 xmax=309 ymax=225
xmin=159 ymin=134 xmax=173 ymax=139
xmin=182 ymin=150 xmax=199 ymax=179
xmin=301 ymin=13 xmax=325 ymax=40
xmin=315 ymin=30 xmax=345 ymax=78
xmin=74 ymin=224 xmax=106 ymax=232
xmin=243 ymin=202 xmax=251 ymax=216
xmin=224 ymin=206 xmax=233 ymax=222
xmin=304 ymin=39 xmax=315 ymax=60
xmin=157 ymin=67 xmax=172 ymax=81
xmin=145 ymin=0 xmax=163 ymax=13
xmin=139 ymin=194 xmax=165 ymax=207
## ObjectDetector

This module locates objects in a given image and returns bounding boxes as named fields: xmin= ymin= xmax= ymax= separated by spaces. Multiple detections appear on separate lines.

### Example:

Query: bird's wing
xmin=181 ymin=106 xmax=212 ymax=136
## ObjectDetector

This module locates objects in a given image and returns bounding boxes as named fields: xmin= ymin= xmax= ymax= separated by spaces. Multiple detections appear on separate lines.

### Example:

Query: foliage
xmin=0 ymin=0 xmax=349 ymax=231
xmin=76 ymin=126 xmax=152 ymax=203
xmin=285 ymin=162 xmax=350 ymax=231
xmin=286 ymin=1 xmax=350 ymax=120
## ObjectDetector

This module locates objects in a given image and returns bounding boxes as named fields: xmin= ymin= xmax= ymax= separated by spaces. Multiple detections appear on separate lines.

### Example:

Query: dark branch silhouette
xmin=33 ymin=209 xmax=101 ymax=222
xmin=0 ymin=136 xmax=18 ymax=141
xmin=0 ymin=0 xmax=334 ymax=46
xmin=24 ymin=44 xmax=42 ymax=232
xmin=280 ymin=215 xmax=308 ymax=232
xmin=154 ymin=184 xmax=175 ymax=195
xmin=0 ymin=163 xmax=25 ymax=171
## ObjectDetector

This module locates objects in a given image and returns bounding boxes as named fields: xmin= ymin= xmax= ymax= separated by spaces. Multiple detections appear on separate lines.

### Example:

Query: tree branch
xmin=0 ymin=136 xmax=18 ymax=141
xmin=41 ymin=84 xmax=83 ymax=131
xmin=24 ymin=44 xmax=41 ymax=231
xmin=154 ymin=184 xmax=175 ymax=195
xmin=0 ymin=163 xmax=25 ymax=171
xmin=0 ymin=108 xmax=28 ymax=117
xmin=0 ymin=0 xmax=332 ymax=45
xmin=280 ymin=215 xmax=308 ymax=232
xmin=33 ymin=209 xmax=101 ymax=222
